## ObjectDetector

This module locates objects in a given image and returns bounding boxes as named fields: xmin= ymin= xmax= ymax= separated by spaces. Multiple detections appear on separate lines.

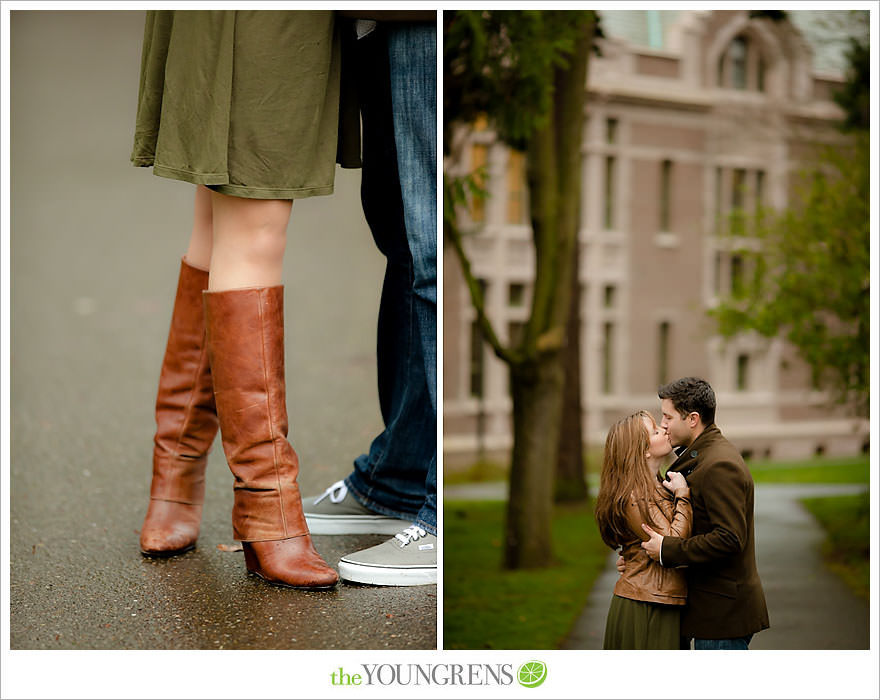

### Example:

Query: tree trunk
xmin=504 ymin=354 xmax=566 ymax=568
xmin=552 ymin=20 xmax=592 ymax=505
xmin=503 ymin=16 xmax=594 ymax=569
xmin=555 ymin=255 xmax=588 ymax=503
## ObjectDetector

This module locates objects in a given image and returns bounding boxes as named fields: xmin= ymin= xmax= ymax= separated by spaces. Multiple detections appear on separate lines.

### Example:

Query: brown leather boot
xmin=204 ymin=286 xmax=338 ymax=589
xmin=140 ymin=258 xmax=220 ymax=556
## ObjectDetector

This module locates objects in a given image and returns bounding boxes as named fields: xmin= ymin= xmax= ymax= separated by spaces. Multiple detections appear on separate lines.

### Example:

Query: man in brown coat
xmin=641 ymin=377 xmax=769 ymax=649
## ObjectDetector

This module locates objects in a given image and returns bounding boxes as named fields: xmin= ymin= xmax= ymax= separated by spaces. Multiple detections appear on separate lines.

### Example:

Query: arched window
xmin=717 ymin=34 xmax=766 ymax=91
xmin=729 ymin=37 xmax=748 ymax=88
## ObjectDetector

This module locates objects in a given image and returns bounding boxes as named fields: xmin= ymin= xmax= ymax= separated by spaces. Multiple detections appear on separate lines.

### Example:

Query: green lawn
xmin=801 ymin=491 xmax=870 ymax=599
xmin=443 ymin=454 xmax=871 ymax=649
xmin=443 ymin=500 xmax=609 ymax=649
xmin=747 ymin=454 xmax=869 ymax=484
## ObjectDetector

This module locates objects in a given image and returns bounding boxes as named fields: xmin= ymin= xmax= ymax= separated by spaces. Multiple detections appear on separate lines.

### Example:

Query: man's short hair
xmin=658 ymin=376 xmax=716 ymax=426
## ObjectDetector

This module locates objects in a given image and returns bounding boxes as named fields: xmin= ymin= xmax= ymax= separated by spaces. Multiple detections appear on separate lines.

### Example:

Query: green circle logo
xmin=517 ymin=660 xmax=547 ymax=688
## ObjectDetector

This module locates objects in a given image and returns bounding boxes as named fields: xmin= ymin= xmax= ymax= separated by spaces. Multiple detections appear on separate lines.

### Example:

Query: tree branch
xmin=524 ymin=115 xmax=560 ymax=351
xmin=445 ymin=184 xmax=520 ymax=366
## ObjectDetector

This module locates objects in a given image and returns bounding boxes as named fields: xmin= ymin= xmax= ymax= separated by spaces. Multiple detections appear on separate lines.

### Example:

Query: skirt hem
xmin=207 ymin=181 xmax=335 ymax=200
xmin=132 ymin=160 xmax=335 ymax=200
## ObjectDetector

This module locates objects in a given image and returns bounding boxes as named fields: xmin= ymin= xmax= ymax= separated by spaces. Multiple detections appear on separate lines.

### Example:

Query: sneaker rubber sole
xmin=338 ymin=560 xmax=437 ymax=586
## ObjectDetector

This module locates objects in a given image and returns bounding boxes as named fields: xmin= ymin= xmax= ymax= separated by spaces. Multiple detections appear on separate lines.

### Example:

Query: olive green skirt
xmin=603 ymin=594 xmax=681 ymax=650
xmin=131 ymin=10 xmax=350 ymax=200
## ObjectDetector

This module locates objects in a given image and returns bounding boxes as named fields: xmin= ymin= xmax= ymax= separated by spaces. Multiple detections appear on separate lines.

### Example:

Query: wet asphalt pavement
xmin=9 ymin=11 xmax=436 ymax=651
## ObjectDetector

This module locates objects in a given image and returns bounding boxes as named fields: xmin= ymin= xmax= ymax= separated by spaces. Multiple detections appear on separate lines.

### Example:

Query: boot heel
xmin=241 ymin=539 xmax=338 ymax=589
xmin=243 ymin=542 xmax=259 ymax=573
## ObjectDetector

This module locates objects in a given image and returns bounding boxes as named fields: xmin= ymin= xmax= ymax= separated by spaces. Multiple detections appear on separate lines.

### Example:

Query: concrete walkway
xmin=561 ymin=483 xmax=869 ymax=650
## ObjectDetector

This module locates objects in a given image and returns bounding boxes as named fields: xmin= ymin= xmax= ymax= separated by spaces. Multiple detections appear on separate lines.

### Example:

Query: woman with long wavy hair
xmin=595 ymin=411 xmax=692 ymax=649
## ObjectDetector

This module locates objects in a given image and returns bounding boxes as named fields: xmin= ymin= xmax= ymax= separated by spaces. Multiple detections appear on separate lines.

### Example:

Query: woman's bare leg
xmin=207 ymin=191 xmax=292 ymax=290
xmin=183 ymin=185 xmax=215 ymax=270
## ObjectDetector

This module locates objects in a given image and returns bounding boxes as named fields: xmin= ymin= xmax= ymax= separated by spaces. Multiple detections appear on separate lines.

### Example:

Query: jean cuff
xmin=343 ymin=476 xmax=421 ymax=525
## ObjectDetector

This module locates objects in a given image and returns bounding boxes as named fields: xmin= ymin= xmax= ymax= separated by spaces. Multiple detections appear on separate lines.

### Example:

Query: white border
xmin=2 ymin=2 xmax=878 ymax=699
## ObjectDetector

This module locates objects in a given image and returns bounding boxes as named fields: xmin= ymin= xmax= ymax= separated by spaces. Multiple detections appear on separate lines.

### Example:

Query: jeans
xmin=345 ymin=23 xmax=437 ymax=535
xmin=690 ymin=635 xmax=753 ymax=650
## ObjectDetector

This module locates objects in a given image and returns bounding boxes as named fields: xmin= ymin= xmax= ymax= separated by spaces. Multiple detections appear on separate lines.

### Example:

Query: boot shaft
xmin=204 ymin=286 xmax=307 ymax=541
xmin=151 ymin=258 xmax=219 ymax=504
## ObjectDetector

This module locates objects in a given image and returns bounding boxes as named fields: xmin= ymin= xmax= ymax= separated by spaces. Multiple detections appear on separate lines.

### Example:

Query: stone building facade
xmin=443 ymin=10 xmax=869 ymax=467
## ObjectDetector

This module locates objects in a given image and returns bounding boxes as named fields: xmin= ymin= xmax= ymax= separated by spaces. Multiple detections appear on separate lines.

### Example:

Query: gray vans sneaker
xmin=303 ymin=480 xmax=412 ymax=535
xmin=338 ymin=525 xmax=437 ymax=586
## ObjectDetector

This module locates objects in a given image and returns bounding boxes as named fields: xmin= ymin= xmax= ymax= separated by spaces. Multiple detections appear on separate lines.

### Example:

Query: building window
xmin=660 ymin=159 xmax=672 ymax=231
xmin=755 ymin=170 xmax=765 ymax=213
xmin=603 ymin=284 xmax=616 ymax=308
xmin=508 ymin=282 xmax=525 ymax=307
xmin=730 ymin=254 xmax=745 ymax=297
xmin=716 ymin=166 xmax=767 ymax=236
xmin=658 ymin=321 xmax=670 ymax=386
xmin=715 ymin=246 xmax=753 ymax=297
xmin=731 ymin=168 xmax=746 ymax=209
xmin=729 ymin=37 xmax=747 ymax=89
xmin=606 ymin=117 xmax=618 ymax=144
xmin=469 ymin=320 xmax=485 ymax=398
xmin=731 ymin=168 xmax=747 ymax=235
xmin=602 ymin=322 xmax=614 ymax=394
xmin=736 ymin=353 xmax=750 ymax=391
xmin=718 ymin=34 xmax=766 ymax=92
xmin=604 ymin=156 xmax=616 ymax=230
xmin=506 ymin=149 xmax=528 ymax=224
xmin=646 ymin=9 xmax=663 ymax=49
xmin=470 ymin=143 xmax=489 ymax=223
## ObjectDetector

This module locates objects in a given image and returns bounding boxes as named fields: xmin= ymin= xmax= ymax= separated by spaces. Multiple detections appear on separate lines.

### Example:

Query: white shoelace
xmin=313 ymin=480 xmax=348 ymax=505
xmin=395 ymin=525 xmax=428 ymax=547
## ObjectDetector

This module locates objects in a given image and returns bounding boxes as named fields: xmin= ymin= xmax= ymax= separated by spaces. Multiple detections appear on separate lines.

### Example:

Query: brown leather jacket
xmin=613 ymin=480 xmax=692 ymax=606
